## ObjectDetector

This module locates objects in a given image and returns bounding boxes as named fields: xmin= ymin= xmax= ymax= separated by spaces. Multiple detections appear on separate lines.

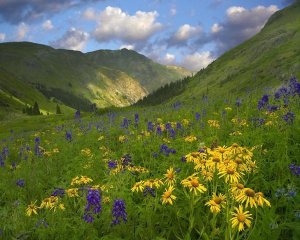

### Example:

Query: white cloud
xmin=0 ymin=33 xmax=6 ymax=42
xmin=51 ymin=28 xmax=89 ymax=51
xmin=16 ymin=22 xmax=29 ymax=41
xmin=174 ymin=24 xmax=201 ymax=41
xmin=212 ymin=5 xmax=278 ymax=54
xmin=181 ymin=51 xmax=214 ymax=72
xmin=120 ymin=44 xmax=135 ymax=50
xmin=42 ymin=20 xmax=54 ymax=30
xmin=226 ymin=6 xmax=246 ymax=15
xmin=211 ymin=23 xmax=223 ymax=33
xmin=93 ymin=6 xmax=162 ymax=43
xmin=82 ymin=7 xmax=97 ymax=20
xmin=161 ymin=53 xmax=176 ymax=65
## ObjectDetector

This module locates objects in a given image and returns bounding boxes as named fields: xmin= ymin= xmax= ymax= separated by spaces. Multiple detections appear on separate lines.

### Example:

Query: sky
xmin=0 ymin=0 xmax=295 ymax=71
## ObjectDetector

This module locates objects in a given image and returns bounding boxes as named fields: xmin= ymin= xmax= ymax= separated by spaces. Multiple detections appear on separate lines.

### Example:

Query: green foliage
xmin=56 ymin=104 xmax=62 ymax=115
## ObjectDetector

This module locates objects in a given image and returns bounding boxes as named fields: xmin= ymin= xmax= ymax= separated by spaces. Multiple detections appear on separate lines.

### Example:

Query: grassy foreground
xmin=0 ymin=77 xmax=299 ymax=240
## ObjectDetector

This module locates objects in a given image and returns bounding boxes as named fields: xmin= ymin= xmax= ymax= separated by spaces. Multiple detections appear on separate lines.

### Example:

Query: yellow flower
xmin=182 ymin=119 xmax=190 ymax=126
xmin=201 ymin=169 xmax=213 ymax=181
xmin=131 ymin=181 xmax=145 ymax=192
xmin=236 ymin=188 xmax=257 ymax=208
xmin=103 ymin=196 xmax=111 ymax=204
xmin=205 ymin=193 xmax=226 ymax=214
xmin=144 ymin=178 xmax=164 ymax=189
xmin=40 ymin=196 xmax=59 ymax=210
xmin=81 ymin=148 xmax=92 ymax=157
xmin=229 ymin=131 xmax=242 ymax=136
xmin=184 ymin=135 xmax=197 ymax=143
xmin=26 ymin=201 xmax=39 ymax=216
xmin=164 ymin=167 xmax=176 ymax=186
xmin=118 ymin=135 xmax=127 ymax=143
xmin=181 ymin=175 xmax=207 ymax=195
xmin=231 ymin=205 xmax=252 ymax=232
xmin=98 ymin=135 xmax=104 ymax=141
xmin=162 ymin=186 xmax=176 ymax=205
xmin=255 ymin=192 xmax=271 ymax=207
xmin=218 ymin=166 xmax=243 ymax=183
xmin=53 ymin=148 xmax=60 ymax=153
xmin=163 ymin=138 xmax=171 ymax=143
xmin=225 ymin=107 xmax=232 ymax=111
xmin=66 ymin=188 xmax=79 ymax=197
xmin=59 ymin=204 xmax=65 ymax=211
xmin=231 ymin=183 xmax=245 ymax=196
xmin=71 ymin=176 xmax=93 ymax=186
xmin=207 ymin=120 xmax=220 ymax=128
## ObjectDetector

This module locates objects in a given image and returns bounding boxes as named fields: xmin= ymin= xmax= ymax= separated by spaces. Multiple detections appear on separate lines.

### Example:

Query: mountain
xmin=86 ymin=48 xmax=190 ymax=93
xmin=137 ymin=2 xmax=300 ymax=105
xmin=0 ymin=42 xmax=189 ymax=117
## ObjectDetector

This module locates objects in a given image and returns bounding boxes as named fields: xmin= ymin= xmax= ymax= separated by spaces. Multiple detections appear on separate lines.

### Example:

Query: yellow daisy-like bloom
xmin=207 ymin=120 xmax=220 ymax=129
xmin=201 ymin=169 xmax=213 ymax=181
xmin=98 ymin=135 xmax=104 ymax=141
xmin=218 ymin=166 xmax=243 ymax=183
xmin=58 ymin=204 xmax=65 ymax=211
xmin=164 ymin=167 xmax=176 ymax=186
xmin=127 ymin=166 xmax=149 ymax=174
xmin=40 ymin=196 xmax=59 ymax=210
xmin=229 ymin=143 xmax=243 ymax=155
xmin=182 ymin=119 xmax=190 ymax=126
xmin=184 ymin=135 xmax=197 ymax=143
xmin=231 ymin=183 xmax=245 ymax=196
xmin=181 ymin=175 xmax=207 ymax=195
xmin=131 ymin=181 xmax=145 ymax=192
xmin=225 ymin=107 xmax=232 ymax=111
xmin=255 ymin=192 xmax=271 ymax=207
xmin=118 ymin=135 xmax=127 ymax=143
xmin=66 ymin=188 xmax=79 ymax=197
xmin=81 ymin=148 xmax=92 ymax=157
xmin=236 ymin=188 xmax=257 ymax=208
xmin=229 ymin=131 xmax=242 ymax=136
xmin=103 ymin=196 xmax=111 ymax=204
xmin=162 ymin=186 xmax=176 ymax=205
xmin=144 ymin=178 xmax=164 ymax=189
xmin=52 ymin=148 xmax=60 ymax=153
xmin=205 ymin=193 xmax=226 ymax=214
xmin=71 ymin=176 xmax=93 ymax=185
xmin=231 ymin=205 xmax=252 ymax=232
xmin=26 ymin=201 xmax=39 ymax=216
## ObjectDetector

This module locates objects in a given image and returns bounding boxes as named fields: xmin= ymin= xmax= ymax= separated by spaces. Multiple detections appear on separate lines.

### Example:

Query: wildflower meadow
xmin=0 ymin=77 xmax=300 ymax=239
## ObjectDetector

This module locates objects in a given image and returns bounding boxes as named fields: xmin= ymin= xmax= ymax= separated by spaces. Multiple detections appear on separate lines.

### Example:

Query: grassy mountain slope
xmin=138 ymin=2 xmax=300 ymax=106
xmin=0 ymin=42 xmax=188 ymax=116
xmin=86 ymin=48 xmax=190 ymax=92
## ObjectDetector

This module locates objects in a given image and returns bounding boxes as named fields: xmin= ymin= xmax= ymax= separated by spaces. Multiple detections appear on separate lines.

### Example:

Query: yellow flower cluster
xmin=40 ymin=196 xmax=65 ymax=211
xmin=118 ymin=135 xmax=127 ymax=143
xmin=127 ymin=166 xmax=149 ymax=174
xmin=207 ymin=120 xmax=220 ymax=128
xmin=81 ymin=148 xmax=92 ymax=157
xmin=184 ymin=135 xmax=197 ymax=143
xmin=231 ymin=118 xmax=249 ymax=127
xmin=71 ymin=176 xmax=93 ymax=186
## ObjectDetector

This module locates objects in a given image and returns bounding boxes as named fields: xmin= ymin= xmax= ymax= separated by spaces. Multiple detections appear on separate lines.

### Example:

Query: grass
xmin=0 ymin=76 xmax=299 ymax=239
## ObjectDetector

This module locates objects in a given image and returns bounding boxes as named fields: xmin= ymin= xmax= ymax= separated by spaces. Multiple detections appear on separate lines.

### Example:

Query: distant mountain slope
xmin=0 ymin=42 xmax=189 ymax=115
xmin=86 ymin=48 xmax=190 ymax=92
xmin=138 ymin=2 xmax=300 ymax=105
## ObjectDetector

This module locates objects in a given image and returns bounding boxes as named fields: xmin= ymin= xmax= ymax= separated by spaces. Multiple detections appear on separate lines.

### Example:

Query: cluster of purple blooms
xmin=108 ymin=160 xmax=118 ymax=169
xmin=289 ymin=163 xmax=300 ymax=176
xmin=160 ymin=144 xmax=176 ymax=156
xmin=83 ymin=189 xmax=102 ymax=223
xmin=275 ymin=187 xmax=297 ymax=199
xmin=0 ymin=146 xmax=9 ymax=167
xmin=16 ymin=179 xmax=25 ymax=187
xmin=121 ymin=154 xmax=133 ymax=167
xmin=111 ymin=199 xmax=127 ymax=225
xmin=121 ymin=118 xmax=130 ymax=129
xmin=51 ymin=188 xmax=65 ymax=198
xmin=34 ymin=137 xmax=43 ymax=156
xmin=65 ymin=131 xmax=72 ymax=142
xmin=143 ymin=186 xmax=156 ymax=197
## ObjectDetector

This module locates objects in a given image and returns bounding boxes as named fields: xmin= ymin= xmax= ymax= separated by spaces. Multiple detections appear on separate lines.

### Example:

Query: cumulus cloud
xmin=167 ymin=24 xmax=202 ymax=47
xmin=16 ymin=22 xmax=29 ymax=41
xmin=0 ymin=33 xmax=6 ymax=42
xmin=82 ymin=8 xmax=97 ymax=20
xmin=51 ymin=28 xmax=89 ymax=51
xmin=160 ymin=53 xmax=176 ymax=65
xmin=181 ymin=51 xmax=214 ymax=72
xmin=92 ymin=7 xmax=162 ymax=44
xmin=211 ymin=5 xmax=278 ymax=54
xmin=42 ymin=20 xmax=54 ymax=31
xmin=120 ymin=44 xmax=135 ymax=50
xmin=0 ymin=0 xmax=105 ymax=24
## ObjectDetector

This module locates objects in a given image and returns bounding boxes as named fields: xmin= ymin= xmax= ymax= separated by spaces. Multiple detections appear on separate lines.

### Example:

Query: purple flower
xmin=156 ymin=126 xmax=162 ymax=135
xmin=283 ymin=112 xmax=295 ymax=124
xmin=195 ymin=112 xmax=200 ymax=121
xmin=51 ymin=188 xmax=65 ymax=198
xmin=16 ymin=179 xmax=25 ymax=187
xmin=147 ymin=122 xmax=154 ymax=132
xmin=108 ymin=160 xmax=117 ymax=169
xmin=65 ymin=131 xmax=72 ymax=142
xmin=121 ymin=118 xmax=129 ymax=129
xmin=181 ymin=156 xmax=187 ymax=162
xmin=121 ymin=154 xmax=132 ymax=167
xmin=143 ymin=186 xmax=156 ymax=197
xmin=169 ymin=129 xmax=176 ymax=139
xmin=159 ymin=144 xmax=176 ymax=156
xmin=83 ymin=189 xmax=102 ymax=223
xmin=267 ymin=105 xmax=279 ymax=112
xmin=75 ymin=110 xmax=81 ymax=119
xmin=236 ymin=98 xmax=242 ymax=107
xmin=34 ymin=137 xmax=40 ymax=144
xmin=134 ymin=113 xmax=139 ymax=126
xmin=289 ymin=163 xmax=300 ymax=176
xmin=176 ymin=122 xmax=182 ymax=130
xmin=111 ymin=199 xmax=127 ymax=225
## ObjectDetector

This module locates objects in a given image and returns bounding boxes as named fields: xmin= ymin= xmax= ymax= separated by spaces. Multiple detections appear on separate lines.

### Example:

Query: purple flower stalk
xmin=111 ymin=199 xmax=127 ymax=225
xmin=83 ymin=189 xmax=102 ymax=223
xmin=16 ymin=179 xmax=25 ymax=187
xmin=143 ymin=186 xmax=156 ymax=197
